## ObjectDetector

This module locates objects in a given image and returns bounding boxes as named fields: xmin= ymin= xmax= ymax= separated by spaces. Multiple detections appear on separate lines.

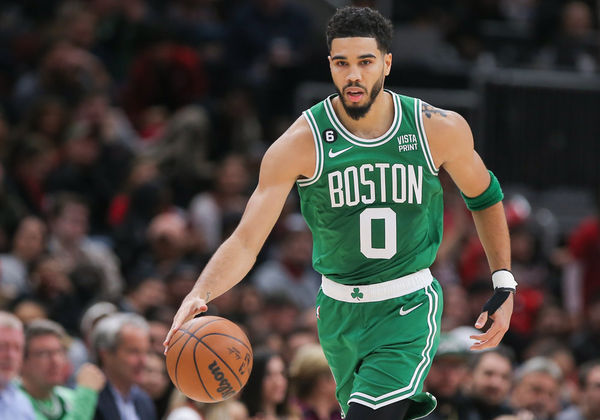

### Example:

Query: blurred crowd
xmin=0 ymin=0 xmax=599 ymax=419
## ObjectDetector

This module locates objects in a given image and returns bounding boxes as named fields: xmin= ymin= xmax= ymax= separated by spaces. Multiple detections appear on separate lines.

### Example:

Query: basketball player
xmin=165 ymin=7 xmax=515 ymax=420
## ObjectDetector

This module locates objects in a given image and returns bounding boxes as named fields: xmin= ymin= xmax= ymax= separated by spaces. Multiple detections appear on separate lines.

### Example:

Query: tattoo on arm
xmin=205 ymin=292 xmax=211 ymax=302
xmin=422 ymin=102 xmax=448 ymax=119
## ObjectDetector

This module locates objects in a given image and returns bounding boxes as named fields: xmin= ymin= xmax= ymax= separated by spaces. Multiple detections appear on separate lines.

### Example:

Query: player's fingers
xmin=471 ymin=331 xmax=503 ymax=351
xmin=470 ymin=328 xmax=502 ymax=350
xmin=474 ymin=311 xmax=488 ymax=329
xmin=470 ymin=318 xmax=502 ymax=342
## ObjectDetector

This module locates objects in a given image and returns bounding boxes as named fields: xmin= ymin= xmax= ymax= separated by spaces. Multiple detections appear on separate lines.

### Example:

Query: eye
xmin=335 ymin=61 xmax=347 ymax=67
xmin=360 ymin=60 xmax=372 ymax=66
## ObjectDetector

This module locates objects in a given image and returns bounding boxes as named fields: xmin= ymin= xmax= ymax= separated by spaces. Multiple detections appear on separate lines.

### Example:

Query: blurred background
xmin=0 ymin=0 xmax=599 ymax=419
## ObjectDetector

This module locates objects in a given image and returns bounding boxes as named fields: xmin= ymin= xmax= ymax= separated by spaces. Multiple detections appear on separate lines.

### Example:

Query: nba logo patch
xmin=316 ymin=305 xmax=321 ymax=320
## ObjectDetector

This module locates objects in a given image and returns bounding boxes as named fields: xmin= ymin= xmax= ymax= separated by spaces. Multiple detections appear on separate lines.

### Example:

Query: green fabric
xmin=316 ymin=279 xmax=443 ymax=419
xmin=23 ymin=385 xmax=98 ymax=420
xmin=297 ymin=92 xmax=444 ymax=285
xmin=460 ymin=170 xmax=504 ymax=211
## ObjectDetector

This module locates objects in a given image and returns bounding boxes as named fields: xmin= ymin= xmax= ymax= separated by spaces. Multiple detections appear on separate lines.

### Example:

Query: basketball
xmin=165 ymin=316 xmax=253 ymax=402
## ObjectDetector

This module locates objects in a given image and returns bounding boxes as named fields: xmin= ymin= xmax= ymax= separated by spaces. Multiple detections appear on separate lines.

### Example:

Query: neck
xmin=333 ymin=90 xmax=393 ymax=138
xmin=263 ymin=402 xmax=277 ymax=416
xmin=106 ymin=373 xmax=132 ymax=397
xmin=22 ymin=378 xmax=52 ymax=400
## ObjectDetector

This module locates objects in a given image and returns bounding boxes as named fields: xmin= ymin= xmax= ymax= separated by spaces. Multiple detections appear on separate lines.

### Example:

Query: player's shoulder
xmin=420 ymin=101 xmax=470 ymax=136
xmin=268 ymin=114 xmax=315 ymax=155
xmin=420 ymin=101 xmax=474 ymax=166
xmin=261 ymin=115 xmax=316 ymax=180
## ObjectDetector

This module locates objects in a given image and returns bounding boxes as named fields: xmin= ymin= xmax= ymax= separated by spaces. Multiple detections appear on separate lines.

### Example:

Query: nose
xmin=346 ymin=64 xmax=361 ymax=84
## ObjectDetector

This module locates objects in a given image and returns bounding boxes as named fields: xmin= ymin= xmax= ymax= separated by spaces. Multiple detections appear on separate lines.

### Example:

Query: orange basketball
xmin=166 ymin=316 xmax=253 ymax=402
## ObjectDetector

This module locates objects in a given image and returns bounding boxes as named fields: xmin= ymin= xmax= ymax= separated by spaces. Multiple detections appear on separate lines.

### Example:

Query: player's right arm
xmin=164 ymin=116 xmax=315 ymax=352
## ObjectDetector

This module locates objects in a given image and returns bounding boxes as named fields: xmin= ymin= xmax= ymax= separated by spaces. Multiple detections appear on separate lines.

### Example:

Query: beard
xmin=335 ymin=73 xmax=384 ymax=120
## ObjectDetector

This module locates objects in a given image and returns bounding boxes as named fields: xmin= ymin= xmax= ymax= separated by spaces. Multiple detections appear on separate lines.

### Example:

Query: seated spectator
xmin=239 ymin=349 xmax=291 ymax=419
xmin=0 ymin=216 xmax=47 ymax=301
xmin=462 ymin=347 xmax=515 ymax=420
xmin=132 ymin=211 xmax=197 ymax=282
xmin=252 ymin=215 xmax=320 ymax=310
xmin=91 ymin=312 xmax=157 ymax=420
xmin=20 ymin=319 xmax=106 ymax=420
xmin=0 ymin=311 xmax=35 ymax=419
xmin=557 ymin=359 xmax=600 ymax=420
xmin=118 ymin=276 xmax=167 ymax=316
xmin=510 ymin=357 xmax=562 ymax=420
xmin=139 ymin=351 xmax=172 ymax=419
xmin=189 ymin=154 xmax=251 ymax=253
xmin=535 ymin=1 xmax=598 ymax=73
xmin=46 ymin=193 xmax=123 ymax=300
xmin=289 ymin=344 xmax=341 ymax=420
xmin=570 ymin=294 xmax=600 ymax=365
xmin=422 ymin=331 xmax=471 ymax=420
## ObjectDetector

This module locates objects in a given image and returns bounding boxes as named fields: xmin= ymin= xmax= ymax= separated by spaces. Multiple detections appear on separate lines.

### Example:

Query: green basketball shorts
xmin=316 ymin=268 xmax=443 ymax=419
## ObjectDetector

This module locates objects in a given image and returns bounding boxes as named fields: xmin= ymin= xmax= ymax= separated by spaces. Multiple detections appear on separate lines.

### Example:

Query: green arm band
xmin=460 ymin=170 xmax=504 ymax=211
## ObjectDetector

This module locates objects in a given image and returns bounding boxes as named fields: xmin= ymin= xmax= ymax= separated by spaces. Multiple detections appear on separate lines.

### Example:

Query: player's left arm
xmin=423 ymin=103 xmax=514 ymax=351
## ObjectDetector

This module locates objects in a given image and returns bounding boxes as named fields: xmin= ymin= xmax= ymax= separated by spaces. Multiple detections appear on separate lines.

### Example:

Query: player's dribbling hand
xmin=470 ymin=291 xmax=513 ymax=351
xmin=163 ymin=296 xmax=208 ymax=354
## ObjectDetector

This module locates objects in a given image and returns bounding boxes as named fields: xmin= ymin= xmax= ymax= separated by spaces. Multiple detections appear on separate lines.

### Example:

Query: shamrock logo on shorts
xmin=351 ymin=287 xmax=363 ymax=301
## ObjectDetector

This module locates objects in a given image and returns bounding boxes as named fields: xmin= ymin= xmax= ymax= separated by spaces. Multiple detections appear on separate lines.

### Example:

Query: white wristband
xmin=492 ymin=270 xmax=517 ymax=290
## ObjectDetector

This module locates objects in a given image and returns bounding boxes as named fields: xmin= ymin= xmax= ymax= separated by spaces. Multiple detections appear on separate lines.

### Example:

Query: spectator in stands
xmin=12 ymin=40 xmax=110 ymax=117
xmin=462 ymin=347 xmax=515 ymax=420
xmin=535 ymin=1 xmax=598 ymax=73
xmin=557 ymin=359 xmax=600 ymax=420
xmin=252 ymin=214 xmax=320 ymax=310
xmin=0 ymin=311 xmax=35 ymax=419
xmin=510 ymin=356 xmax=562 ymax=420
xmin=226 ymin=0 xmax=312 ymax=127
xmin=20 ymin=319 xmax=106 ymax=420
xmin=189 ymin=154 xmax=251 ymax=253
xmin=91 ymin=312 xmax=156 ymax=420
xmin=0 ymin=216 xmax=46 ymax=301
xmin=139 ymin=351 xmax=172 ymax=419
xmin=46 ymin=193 xmax=123 ymax=299
xmin=152 ymin=105 xmax=214 ymax=205
xmin=239 ymin=349 xmax=291 ymax=419
xmin=45 ymin=115 xmax=133 ymax=235
xmin=563 ymin=186 xmax=600 ymax=325
xmin=570 ymin=294 xmax=600 ymax=365
xmin=289 ymin=343 xmax=341 ymax=420
xmin=133 ymin=211 xmax=193 ymax=280
xmin=118 ymin=276 xmax=167 ymax=316
xmin=422 ymin=331 xmax=472 ymax=420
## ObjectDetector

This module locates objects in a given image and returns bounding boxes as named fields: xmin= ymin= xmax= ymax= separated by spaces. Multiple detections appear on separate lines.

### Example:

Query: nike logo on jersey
xmin=399 ymin=302 xmax=423 ymax=316
xmin=328 ymin=146 xmax=353 ymax=158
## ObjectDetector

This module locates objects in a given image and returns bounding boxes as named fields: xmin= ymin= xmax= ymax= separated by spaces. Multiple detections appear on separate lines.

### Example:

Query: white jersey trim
xmin=415 ymin=99 xmax=439 ymax=176
xmin=323 ymin=90 xmax=402 ymax=147
xmin=297 ymin=110 xmax=324 ymax=187
xmin=347 ymin=284 xmax=439 ymax=411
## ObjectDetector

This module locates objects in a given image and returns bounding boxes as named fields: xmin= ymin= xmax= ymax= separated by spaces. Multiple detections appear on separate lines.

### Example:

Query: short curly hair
xmin=326 ymin=7 xmax=393 ymax=53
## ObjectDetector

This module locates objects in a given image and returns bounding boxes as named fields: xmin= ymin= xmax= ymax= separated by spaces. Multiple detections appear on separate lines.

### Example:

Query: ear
xmin=384 ymin=53 xmax=392 ymax=76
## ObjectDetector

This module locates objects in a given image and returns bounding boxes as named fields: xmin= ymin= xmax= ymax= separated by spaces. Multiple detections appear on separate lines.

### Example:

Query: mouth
xmin=344 ymin=88 xmax=365 ymax=103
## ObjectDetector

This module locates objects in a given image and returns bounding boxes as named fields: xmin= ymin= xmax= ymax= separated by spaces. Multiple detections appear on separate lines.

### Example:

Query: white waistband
xmin=321 ymin=268 xmax=433 ymax=303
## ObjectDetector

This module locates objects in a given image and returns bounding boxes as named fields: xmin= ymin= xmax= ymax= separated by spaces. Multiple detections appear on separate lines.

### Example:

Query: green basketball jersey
xmin=297 ymin=91 xmax=443 ymax=285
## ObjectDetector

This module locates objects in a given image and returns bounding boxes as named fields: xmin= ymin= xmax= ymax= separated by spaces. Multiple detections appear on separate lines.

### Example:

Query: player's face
xmin=329 ymin=37 xmax=392 ymax=120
